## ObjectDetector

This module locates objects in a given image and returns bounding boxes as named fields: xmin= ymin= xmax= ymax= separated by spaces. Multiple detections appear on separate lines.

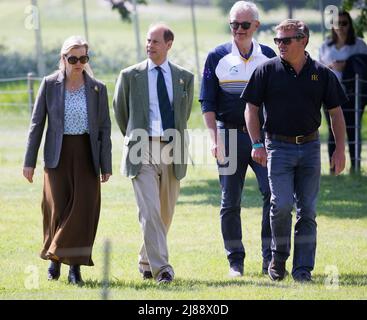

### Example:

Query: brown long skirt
xmin=41 ymin=134 xmax=100 ymax=266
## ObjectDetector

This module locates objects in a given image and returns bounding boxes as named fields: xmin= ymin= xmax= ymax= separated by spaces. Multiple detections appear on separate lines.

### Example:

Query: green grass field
xmin=0 ymin=111 xmax=366 ymax=300
xmin=0 ymin=0 xmax=366 ymax=300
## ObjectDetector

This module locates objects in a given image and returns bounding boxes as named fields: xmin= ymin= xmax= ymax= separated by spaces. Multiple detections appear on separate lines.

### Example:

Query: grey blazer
xmin=24 ymin=70 xmax=112 ymax=176
xmin=113 ymin=60 xmax=194 ymax=180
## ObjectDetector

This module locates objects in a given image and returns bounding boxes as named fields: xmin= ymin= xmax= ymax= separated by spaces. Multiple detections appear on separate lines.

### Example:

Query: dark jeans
xmin=218 ymin=128 xmax=271 ymax=267
xmin=266 ymin=138 xmax=320 ymax=278
xmin=325 ymin=100 xmax=365 ymax=171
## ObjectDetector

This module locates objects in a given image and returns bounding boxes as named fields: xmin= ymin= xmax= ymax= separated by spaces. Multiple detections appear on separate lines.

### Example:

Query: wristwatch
xmin=252 ymin=139 xmax=264 ymax=149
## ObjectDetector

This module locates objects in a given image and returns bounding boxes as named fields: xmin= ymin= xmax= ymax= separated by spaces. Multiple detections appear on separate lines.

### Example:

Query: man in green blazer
xmin=113 ymin=23 xmax=194 ymax=284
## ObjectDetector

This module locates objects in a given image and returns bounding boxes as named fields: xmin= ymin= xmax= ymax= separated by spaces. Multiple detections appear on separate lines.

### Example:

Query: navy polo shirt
xmin=242 ymin=54 xmax=348 ymax=136
xmin=199 ymin=40 xmax=276 ymax=125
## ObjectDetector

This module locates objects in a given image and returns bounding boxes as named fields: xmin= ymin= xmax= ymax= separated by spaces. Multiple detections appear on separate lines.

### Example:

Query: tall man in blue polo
xmin=243 ymin=19 xmax=347 ymax=282
xmin=200 ymin=1 xmax=276 ymax=277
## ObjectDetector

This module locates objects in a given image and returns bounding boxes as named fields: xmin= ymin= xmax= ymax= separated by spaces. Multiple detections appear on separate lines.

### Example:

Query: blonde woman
xmin=23 ymin=35 xmax=112 ymax=285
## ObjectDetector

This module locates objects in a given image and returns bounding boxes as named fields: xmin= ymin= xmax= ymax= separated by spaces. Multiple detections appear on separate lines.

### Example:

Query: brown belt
xmin=149 ymin=136 xmax=164 ymax=141
xmin=217 ymin=121 xmax=248 ymax=133
xmin=149 ymin=136 xmax=171 ymax=142
xmin=265 ymin=131 xmax=319 ymax=144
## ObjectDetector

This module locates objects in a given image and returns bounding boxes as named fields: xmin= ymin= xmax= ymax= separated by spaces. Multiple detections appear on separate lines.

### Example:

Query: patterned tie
xmin=155 ymin=66 xmax=174 ymax=131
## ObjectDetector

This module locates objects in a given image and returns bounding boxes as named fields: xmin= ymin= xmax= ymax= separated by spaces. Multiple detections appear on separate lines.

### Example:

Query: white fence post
xmin=27 ymin=72 xmax=35 ymax=116
xmin=101 ymin=239 xmax=111 ymax=300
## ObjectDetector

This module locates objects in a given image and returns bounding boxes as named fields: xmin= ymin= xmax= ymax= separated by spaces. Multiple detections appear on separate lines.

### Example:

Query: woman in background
xmin=319 ymin=10 xmax=367 ymax=173
xmin=23 ymin=35 xmax=112 ymax=285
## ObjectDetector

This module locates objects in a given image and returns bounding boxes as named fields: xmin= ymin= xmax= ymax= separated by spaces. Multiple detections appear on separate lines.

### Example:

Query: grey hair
xmin=275 ymin=19 xmax=310 ymax=46
xmin=275 ymin=19 xmax=310 ymax=38
xmin=229 ymin=1 xmax=259 ymax=21
xmin=58 ymin=35 xmax=93 ymax=76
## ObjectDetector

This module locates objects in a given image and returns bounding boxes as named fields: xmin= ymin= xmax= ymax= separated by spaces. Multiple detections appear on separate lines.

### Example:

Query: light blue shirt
xmin=64 ymin=85 xmax=89 ymax=135
xmin=147 ymin=59 xmax=173 ymax=136
xmin=319 ymin=37 xmax=367 ymax=81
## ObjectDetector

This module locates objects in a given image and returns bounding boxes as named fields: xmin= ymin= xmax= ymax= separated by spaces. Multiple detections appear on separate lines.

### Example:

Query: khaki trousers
xmin=132 ymin=140 xmax=180 ymax=279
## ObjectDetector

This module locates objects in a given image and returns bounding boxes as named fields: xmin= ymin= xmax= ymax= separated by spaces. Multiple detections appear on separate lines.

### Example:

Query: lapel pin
xmin=179 ymin=78 xmax=184 ymax=85
xmin=94 ymin=85 xmax=99 ymax=92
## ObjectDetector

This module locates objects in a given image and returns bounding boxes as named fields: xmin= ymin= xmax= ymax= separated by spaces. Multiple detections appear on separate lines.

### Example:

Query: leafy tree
xmin=215 ymin=0 xmax=341 ymax=19
xmin=107 ymin=0 xmax=148 ymax=22
xmin=107 ymin=0 xmax=177 ymax=21
xmin=342 ymin=0 xmax=367 ymax=37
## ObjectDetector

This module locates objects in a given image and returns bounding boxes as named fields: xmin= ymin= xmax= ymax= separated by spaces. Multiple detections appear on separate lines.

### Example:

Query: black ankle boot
xmin=47 ymin=261 xmax=61 ymax=280
xmin=68 ymin=265 xmax=83 ymax=285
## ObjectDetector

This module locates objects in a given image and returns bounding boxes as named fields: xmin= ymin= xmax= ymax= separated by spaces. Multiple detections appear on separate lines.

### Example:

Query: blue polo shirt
xmin=242 ymin=54 xmax=349 ymax=136
xmin=199 ymin=39 xmax=276 ymax=125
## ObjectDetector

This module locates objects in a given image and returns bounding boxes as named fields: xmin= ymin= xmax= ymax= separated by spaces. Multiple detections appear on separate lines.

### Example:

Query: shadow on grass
xmin=318 ymin=174 xmax=367 ymax=219
xmin=82 ymin=272 xmax=366 ymax=291
xmin=84 ymin=276 xmax=289 ymax=291
xmin=178 ymin=174 xmax=367 ymax=219
xmin=177 ymin=178 xmax=220 ymax=207
xmin=178 ymin=177 xmax=264 ymax=208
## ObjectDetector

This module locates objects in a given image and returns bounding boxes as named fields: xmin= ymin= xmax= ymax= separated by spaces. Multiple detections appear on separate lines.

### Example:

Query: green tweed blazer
xmin=113 ymin=60 xmax=194 ymax=180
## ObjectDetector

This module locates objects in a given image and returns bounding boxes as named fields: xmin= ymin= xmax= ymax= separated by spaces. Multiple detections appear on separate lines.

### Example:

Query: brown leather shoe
xmin=157 ymin=272 xmax=173 ymax=284
xmin=268 ymin=259 xmax=286 ymax=281
xmin=142 ymin=271 xmax=153 ymax=280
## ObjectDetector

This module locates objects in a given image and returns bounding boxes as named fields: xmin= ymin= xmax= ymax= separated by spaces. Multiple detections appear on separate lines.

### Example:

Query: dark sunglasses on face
xmin=273 ymin=35 xmax=305 ymax=45
xmin=230 ymin=21 xmax=252 ymax=30
xmin=338 ymin=20 xmax=349 ymax=27
xmin=65 ymin=55 xmax=89 ymax=65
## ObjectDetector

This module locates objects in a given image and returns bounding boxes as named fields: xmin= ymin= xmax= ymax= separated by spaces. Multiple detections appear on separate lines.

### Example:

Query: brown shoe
xmin=157 ymin=272 xmax=173 ymax=284
xmin=268 ymin=259 xmax=286 ymax=281
xmin=142 ymin=271 xmax=153 ymax=280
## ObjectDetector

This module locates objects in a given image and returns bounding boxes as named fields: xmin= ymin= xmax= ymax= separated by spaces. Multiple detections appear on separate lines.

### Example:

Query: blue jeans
xmin=218 ymin=128 xmax=271 ymax=267
xmin=266 ymin=138 xmax=321 ymax=277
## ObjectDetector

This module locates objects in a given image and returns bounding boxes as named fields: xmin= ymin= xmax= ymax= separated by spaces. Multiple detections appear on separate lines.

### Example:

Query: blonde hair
xmin=229 ymin=1 xmax=259 ymax=21
xmin=59 ymin=35 xmax=93 ymax=76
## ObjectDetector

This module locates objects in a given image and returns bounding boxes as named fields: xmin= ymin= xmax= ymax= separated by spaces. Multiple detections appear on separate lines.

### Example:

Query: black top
xmin=241 ymin=54 xmax=348 ymax=136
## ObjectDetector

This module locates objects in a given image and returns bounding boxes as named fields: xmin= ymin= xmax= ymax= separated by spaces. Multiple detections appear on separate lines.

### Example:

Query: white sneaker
xmin=228 ymin=265 xmax=243 ymax=278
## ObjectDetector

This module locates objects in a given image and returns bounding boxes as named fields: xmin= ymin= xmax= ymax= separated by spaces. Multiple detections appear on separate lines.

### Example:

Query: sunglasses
xmin=338 ymin=20 xmax=349 ymax=27
xmin=230 ymin=21 xmax=252 ymax=30
xmin=273 ymin=35 xmax=305 ymax=45
xmin=65 ymin=55 xmax=89 ymax=65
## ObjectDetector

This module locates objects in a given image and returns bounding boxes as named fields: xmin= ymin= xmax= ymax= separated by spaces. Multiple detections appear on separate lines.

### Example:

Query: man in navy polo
xmin=199 ymin=1 xmax=276 ymax=277
xmin=243 ymin=19 xmax=347 ymax=282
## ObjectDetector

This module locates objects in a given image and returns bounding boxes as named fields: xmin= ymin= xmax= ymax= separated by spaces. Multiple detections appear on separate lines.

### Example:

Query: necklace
xmin=67 ymin=79 xmax=84 ymax=91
